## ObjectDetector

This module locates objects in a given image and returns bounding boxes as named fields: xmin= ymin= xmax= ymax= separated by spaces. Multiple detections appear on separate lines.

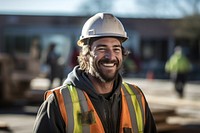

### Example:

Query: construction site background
xmin=0 ymin=77 xmax=200 ymax=133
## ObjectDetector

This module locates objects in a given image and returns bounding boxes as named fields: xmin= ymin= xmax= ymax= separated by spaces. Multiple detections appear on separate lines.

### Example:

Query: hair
xmin=78 ymin=38 xmax=130 ymax=73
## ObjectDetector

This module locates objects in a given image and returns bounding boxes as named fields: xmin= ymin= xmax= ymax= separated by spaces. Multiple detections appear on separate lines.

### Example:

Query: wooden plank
xmin=0 ymin=121 xmax=10 ymax=131
xmin=156 ymin=123 xmax=181 ymax=132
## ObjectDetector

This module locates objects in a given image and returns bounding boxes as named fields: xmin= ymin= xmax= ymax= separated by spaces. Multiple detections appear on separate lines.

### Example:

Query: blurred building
xmin=0 ymin=14 xmax=199 ymax=80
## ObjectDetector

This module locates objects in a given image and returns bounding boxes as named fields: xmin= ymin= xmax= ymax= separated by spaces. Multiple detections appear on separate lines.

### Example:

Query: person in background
xmin=33 ymin=13 xmax=157 ymax=133
xmin=46 ymin=43 xmax=63 ymax=88
xmin=165 ymin=46 xmax=192 ymax=98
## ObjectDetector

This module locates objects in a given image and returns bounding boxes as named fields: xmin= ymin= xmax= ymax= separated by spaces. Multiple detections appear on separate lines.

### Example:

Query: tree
xmin=135 ymin=0 xmax=200 ymax=17
xmin=134 ymin=0 xmax=200 ymax=60
xmin=173 ymin=15 xmax=200 ymax=39
xmin=172 ymin=0 xmax=200 ymax=61
xmin=172 ymin=0 xmax=200 ymax=39
xmin=174 ymin=0 xmax=200 ymax=16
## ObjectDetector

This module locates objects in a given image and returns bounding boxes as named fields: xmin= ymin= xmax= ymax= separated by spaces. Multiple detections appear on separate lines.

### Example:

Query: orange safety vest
xmin=45 ymin=82 xmax=146 ymax=133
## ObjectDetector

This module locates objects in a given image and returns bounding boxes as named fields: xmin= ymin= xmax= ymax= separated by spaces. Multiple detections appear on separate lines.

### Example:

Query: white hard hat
xmin=77 ymin=13 xmax=128 ymax=46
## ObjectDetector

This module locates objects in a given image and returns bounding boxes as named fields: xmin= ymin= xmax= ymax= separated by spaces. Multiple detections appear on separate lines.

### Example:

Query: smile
xmin=102 ymin=63 xmax=115 ymax=67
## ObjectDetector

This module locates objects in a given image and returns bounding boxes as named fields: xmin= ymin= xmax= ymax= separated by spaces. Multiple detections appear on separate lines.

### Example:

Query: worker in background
xmin=46 ymin=43 xmax=64 ymax=88
xmin=165 ymin=46 xmax=192 ymax=98
xmin=33 ymin=13 xmax=157 ymax=133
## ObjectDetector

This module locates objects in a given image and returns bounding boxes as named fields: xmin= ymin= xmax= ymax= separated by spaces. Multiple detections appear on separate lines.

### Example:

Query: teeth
xmin=102 ymin=63 xmax=115 ymax=67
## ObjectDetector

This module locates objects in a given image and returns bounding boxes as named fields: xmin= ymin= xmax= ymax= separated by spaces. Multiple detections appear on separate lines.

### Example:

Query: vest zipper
xmin=105 ymin=98 xmax=115 ymax=133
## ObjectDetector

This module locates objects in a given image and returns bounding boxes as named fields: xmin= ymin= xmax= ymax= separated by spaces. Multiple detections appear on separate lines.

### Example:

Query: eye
xmin=113 ymin=47 xmax=121 ymax=53
xmin=96 ymin=47 xmax=106 ymax=52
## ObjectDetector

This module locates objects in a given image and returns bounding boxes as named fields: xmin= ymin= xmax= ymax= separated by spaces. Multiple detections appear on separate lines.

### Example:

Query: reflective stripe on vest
xmin=45 ymin=83 xmax=145 ymax=133
xmin=122 ymin=82 xmax=145 ymax=133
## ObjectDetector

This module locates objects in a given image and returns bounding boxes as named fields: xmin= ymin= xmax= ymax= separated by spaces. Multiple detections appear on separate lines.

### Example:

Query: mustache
xmin=99 ymin=58 xmax=119 ymax=64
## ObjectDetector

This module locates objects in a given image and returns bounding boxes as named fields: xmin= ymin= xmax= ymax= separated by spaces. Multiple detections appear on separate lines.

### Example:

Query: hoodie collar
xmin=63 ymin=65 xmax=122 ymax=99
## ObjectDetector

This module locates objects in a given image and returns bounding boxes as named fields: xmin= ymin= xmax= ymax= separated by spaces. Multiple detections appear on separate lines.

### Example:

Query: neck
xmin=88 ymin=74 xmax=114 ymax=94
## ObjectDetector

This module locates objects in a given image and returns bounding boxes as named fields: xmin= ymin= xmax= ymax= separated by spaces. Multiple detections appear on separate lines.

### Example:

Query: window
xmin=5 ymin=35 xmax=31 ymax=54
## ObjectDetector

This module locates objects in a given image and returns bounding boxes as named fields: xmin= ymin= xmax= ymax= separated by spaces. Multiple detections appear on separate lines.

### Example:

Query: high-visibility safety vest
xmin=45 ymin=82 xmax=146 ymax=133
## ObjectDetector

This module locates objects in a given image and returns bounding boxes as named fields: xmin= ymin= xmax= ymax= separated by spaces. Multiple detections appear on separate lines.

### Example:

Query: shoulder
xmin=122 ymin=82 xmax=144 ymax=96
xmin=45 ymin=85 xmax=69 ymax=100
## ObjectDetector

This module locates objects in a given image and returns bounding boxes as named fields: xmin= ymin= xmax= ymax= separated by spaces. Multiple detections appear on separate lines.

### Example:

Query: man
xmin=46 ymin=43 xmax=64 ymax=88
xmin=33 ymin=13 xmax=157 ymax=133
xmin=165 ymin=46 xmax=191 ymax=98
xmin=46 ymin=43 xmax=59 ymax=88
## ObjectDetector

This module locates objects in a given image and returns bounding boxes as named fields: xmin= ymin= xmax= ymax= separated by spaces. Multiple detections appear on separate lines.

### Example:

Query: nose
xmin=104 ymin=50 xmax=115 ymax=60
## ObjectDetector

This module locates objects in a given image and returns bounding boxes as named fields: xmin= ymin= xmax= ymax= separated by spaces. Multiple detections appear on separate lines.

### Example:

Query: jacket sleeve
xmin=33 ymin=94 xmax=66 ymax=133
xmin=144 ymin=100 xmax=157 ymax=133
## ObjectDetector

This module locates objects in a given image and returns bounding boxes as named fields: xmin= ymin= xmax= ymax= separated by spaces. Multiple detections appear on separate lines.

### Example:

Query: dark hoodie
xmin=33 ymin=66 xmax=157 ymax=133
xmin=63 ymin=66 xmax=122 ymax=133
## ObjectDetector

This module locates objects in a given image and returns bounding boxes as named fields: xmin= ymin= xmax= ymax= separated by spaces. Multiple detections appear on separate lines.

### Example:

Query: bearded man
xmin=33 ymin=13 xmax=157 ymax=133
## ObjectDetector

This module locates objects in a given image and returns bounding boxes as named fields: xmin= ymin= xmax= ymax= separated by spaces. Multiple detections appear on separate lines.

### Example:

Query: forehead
xmin=91 ymin=37 xmax=121 ymax=47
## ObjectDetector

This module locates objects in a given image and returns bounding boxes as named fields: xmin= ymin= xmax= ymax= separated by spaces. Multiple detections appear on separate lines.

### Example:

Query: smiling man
xmin=33 ymin=13 xmax=157 ymax=133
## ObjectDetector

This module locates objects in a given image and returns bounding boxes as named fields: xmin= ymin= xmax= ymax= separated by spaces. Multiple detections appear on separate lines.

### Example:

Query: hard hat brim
xmin=77 ymin=36 xmax=128 ymax=46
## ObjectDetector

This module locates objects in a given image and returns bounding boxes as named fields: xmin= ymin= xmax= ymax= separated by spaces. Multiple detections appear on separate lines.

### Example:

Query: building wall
xmin=0 ymin=15 xmax=199 ymax=80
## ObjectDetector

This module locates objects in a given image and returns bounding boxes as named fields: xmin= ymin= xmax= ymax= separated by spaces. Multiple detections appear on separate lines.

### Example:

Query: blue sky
xmin=0 ymin=0 xmax=80 ymax=14
xmin=0 ymin=0 xmax=187 ymax=18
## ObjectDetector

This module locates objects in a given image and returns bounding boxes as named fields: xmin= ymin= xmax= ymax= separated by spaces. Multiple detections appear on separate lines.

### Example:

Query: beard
xmin=88 ymin=56 xmax=122 ymax=82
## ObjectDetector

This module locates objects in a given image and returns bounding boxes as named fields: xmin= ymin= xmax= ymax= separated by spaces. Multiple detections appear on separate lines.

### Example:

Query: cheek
xmin=93 ymin=53 xmax=102 ymax=61
xmin=117 ymin=54 xmax=123 ymax=61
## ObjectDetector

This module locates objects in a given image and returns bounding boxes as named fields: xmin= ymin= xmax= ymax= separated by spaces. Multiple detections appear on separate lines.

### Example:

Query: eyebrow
xmin=96 ymin=44 xmax=121 ymax=48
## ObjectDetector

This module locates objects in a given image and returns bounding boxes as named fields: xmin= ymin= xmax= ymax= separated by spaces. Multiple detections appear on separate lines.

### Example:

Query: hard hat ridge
xmin=77 ymin=13 xmax=128 ymax=46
